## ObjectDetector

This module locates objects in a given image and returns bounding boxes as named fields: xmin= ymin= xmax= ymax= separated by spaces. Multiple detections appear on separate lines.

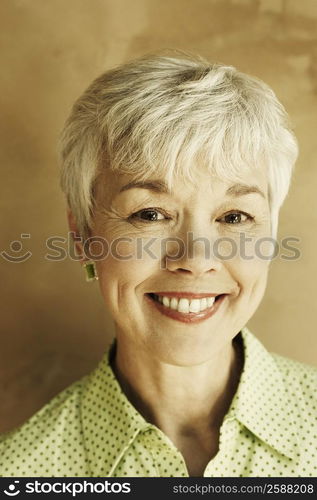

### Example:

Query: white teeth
xmin=207 ymin=297 xmax=215 ymax=307
xmin=200 ymin=298 xmax=207 ymax=310
xmin=178 ymin=298 xmax=190 ymax=313
xmin=153 ymin=294 xmax=217 ymax=313
xmin=189 ymin=299 xmax=201 ymax=313
xmin=170 ymin=297 xmax=179 ymax=310
xmin=162 ymin=296 xmax=170 ymax=307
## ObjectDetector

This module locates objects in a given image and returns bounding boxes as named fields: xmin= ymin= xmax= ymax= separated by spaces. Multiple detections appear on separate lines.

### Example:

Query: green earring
xmin=83 ymin=260 xmax=98 ymax=282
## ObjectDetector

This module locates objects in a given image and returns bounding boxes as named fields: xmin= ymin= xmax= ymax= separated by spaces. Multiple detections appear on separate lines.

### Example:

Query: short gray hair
xmin=59 ymin=51 xmax=298 ymax=240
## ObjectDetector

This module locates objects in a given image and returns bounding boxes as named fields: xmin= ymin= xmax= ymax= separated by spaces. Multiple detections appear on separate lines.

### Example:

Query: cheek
xmin=94 ymin=236 xmax=162 ymax=288
xmin=227 ymin=230 xmax=274 ymax=262
xmin=226 ymin=255 xmax=269 ymax=324
xmin=235 ymin=259 xmax=269 ymax=290
xmin=224 ymin=238 xmax=271 ymax=296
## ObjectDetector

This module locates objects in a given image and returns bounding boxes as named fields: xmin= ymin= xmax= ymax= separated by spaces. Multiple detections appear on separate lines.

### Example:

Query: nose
xmin=163 ymin=223 xmax=222 ymax=276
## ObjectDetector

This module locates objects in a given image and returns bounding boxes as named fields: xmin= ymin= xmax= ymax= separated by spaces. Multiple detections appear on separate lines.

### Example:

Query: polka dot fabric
xmin=0 ymin=327 xmax=316 ymax=477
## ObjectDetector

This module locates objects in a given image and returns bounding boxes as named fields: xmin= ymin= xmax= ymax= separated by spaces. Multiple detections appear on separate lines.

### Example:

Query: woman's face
xmin=89 ymin=165 xmax=272 ymax=365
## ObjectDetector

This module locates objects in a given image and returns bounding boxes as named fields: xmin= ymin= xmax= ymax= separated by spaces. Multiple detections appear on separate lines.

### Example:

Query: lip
xmin=144 ymin=293 xmax=227 ymax=324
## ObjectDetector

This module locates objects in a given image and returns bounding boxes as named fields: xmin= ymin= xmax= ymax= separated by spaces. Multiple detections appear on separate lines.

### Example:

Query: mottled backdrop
xmin=1 ymin=0 xmax=317 ymax=433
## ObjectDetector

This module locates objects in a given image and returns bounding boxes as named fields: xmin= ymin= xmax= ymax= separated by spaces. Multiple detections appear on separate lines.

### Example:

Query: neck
xmin=110 ymin=333 xmax=244 ymax=440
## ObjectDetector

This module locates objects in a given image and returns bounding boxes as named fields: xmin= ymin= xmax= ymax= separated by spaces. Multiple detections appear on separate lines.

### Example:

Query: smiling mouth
xmin=145 ymin=292 xmax=226 ymax=323
xmin=147 ymin=292 xmax=223 ymax=311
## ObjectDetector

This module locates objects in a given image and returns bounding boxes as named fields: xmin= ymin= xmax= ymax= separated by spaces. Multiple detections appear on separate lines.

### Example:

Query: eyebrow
xmin=226 ymin=183 xmax=266 ymax=199
xmin=118 ymin=179 xmax=266 ymax=199
xmin=119 ymin=180 xmax=171 ymax=194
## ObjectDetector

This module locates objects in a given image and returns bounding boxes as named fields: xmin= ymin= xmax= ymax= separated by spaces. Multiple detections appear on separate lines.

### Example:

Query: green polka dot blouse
xmin=0 ymin=327 xmax=316 ymax=477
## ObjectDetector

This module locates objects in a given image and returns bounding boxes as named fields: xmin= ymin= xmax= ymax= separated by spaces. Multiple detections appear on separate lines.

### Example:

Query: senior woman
xmin=1 ymin=52 xmax=316 ymax=478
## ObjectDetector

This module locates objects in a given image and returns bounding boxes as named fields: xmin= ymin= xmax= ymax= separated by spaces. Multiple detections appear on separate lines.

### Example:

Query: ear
xmin=67 ymin=208 xmax=85 ymax=262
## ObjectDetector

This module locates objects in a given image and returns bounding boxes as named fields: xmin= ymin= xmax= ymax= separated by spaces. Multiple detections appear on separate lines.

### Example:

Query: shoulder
xmin=271 ymin=351 xmax=317 ymax=426
xmin=242 ymin=327 xmax=317 ymax=405
xmin=0 ymin=374 xmax=88 ymax=448
xmin=241 ymin=327 xmax=317 ymax=441
xmin=270 ymin=352 xmax=317 ymax=470
xmin=0 ymin=373 xmax=91 ymax=476
xmin=272 ymin=351 xmax=317 ymax=397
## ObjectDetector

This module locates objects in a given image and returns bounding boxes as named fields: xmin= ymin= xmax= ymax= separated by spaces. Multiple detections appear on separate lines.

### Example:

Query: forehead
xmin=95 ymin=163 xmax=268 ymax=203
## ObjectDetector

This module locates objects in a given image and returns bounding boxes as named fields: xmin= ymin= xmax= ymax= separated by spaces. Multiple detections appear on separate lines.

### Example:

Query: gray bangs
xmin=102 ymin=62 xmax=296 ymax=196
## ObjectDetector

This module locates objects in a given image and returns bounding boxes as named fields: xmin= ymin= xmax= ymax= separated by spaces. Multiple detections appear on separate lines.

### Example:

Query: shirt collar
xmin=80 ymin=339 xmax=151 ymax=476
xmin=227 ymin=326 xmax=298 ymax=460
xmin=81 ymin=327 xmax=298 ymax=475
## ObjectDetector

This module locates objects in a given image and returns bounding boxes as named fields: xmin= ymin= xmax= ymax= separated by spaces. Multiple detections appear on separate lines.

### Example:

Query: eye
xmin=217 ymin=211 xmax=254 ymax=225
xmin=129 ymin=208 xmax=169 ymax=223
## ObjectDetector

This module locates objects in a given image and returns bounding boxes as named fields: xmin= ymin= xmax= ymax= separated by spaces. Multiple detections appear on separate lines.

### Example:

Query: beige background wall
xmin=1 ymin=0 xmax=317 ymax=433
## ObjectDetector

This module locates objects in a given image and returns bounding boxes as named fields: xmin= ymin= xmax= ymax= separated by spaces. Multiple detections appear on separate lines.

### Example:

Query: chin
xmin=144 ymin=332 xmax=228 ymax=367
